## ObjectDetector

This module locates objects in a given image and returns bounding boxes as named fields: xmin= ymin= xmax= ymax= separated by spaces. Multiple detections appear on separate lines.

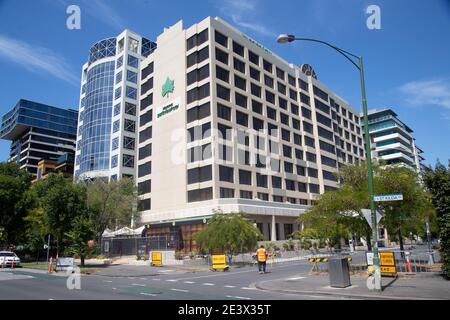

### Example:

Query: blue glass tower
xmin=0 ymin=99 xmax=78 ymax=175
xmin=75 ymin=31 xmax=156 ymax=182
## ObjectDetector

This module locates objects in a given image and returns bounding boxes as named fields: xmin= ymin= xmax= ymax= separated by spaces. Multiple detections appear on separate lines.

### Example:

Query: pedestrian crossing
xmin=0 ymin=271 xmax=34 ymax=281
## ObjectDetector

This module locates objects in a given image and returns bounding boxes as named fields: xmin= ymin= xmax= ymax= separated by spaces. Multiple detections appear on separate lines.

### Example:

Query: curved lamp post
xmin=277 ymin=34 xmax=381 ymax=292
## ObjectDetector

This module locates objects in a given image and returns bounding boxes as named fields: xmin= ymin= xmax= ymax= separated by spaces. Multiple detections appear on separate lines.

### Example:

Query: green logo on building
xmin=162 ymin=77 xmax=174 ymax=97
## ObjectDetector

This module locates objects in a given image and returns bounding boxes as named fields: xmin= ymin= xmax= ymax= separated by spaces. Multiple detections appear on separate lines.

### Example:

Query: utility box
xmin=328 ymin=257 xmax=351 ymax=288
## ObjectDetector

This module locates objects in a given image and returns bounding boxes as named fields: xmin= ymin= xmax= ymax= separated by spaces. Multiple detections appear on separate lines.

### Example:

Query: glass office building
xmin=0 ymin=99 xmax=78 ymax=175
xmin=74 ymin=30 xmax=156 ymax=182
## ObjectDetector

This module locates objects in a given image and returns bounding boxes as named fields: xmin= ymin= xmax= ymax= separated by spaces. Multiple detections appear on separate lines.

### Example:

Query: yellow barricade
xmin=151 ymin=251 xmax=162 ymax=266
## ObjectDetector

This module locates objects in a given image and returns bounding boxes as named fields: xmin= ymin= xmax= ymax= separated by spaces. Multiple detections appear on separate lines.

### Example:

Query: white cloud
xmin=217 ymin=0 xmax=277 ymax=38
xmin=0 ymin=34 xmax=79 ymax=86
xmin=399 ymin=79 xmax=450 ymax=109
xmin=82 ymin=0 xmax=126 ymax=30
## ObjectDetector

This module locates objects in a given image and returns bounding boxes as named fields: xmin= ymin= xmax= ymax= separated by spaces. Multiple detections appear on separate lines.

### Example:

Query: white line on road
xmin=152 ymin=278 xmax=161 ymax=281
xmin=166 ymin=279 xmax=178 ymax=282
xmin=103 ymin=280 xmax=113 ymax=283
xmin=183 ymin=281 xmax=195 ymax=284
xmin=202 ymin=283 xmax=215 ymax=286
xmin=132 ymin=283 xmax=146 ymax=287
xmin=224 ymin=285 xmax=236 ymax=288
xmin=226 ymin=295 xmax=251 ymax=300
xmin=140 ymin=292 xmax=156 ymax=297
xmin=241 ymin=287 xmax=256 ymax=290
xmin=287 ymin=277 xmax=306 ymax=280
xmin=112 ymin=288 xmax=117 ymax=290
xmin=171 ymin=288 xmax=189 ymax=293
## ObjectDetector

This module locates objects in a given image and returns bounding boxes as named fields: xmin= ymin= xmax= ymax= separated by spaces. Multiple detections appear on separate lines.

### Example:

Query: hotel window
xmin=321 ymin=155 xmax=337 ymax=168
xmin=277 ymin=82 xmax=286 ymax=95
xmin=114 ymin=103 xmax=121 ymax=116
xmin=315 ymin=99 xmax=330 ymax=115
xmin=299 ymin=78 xmax=308 ymax=91
xmin=187 ymin=102 xmax=210 ymax=123
xmin=257 ymin=192 xmax=269 ymax=201
xmin=318 ymin=127 xmax=334 ymax=142
xmin=138 ymin=180 xmax=151 ymax=195
xmin=188 ymin=187 xmax=213 ymax=203
xmin=252 ymin=100 xmax=263 ymax=114
xmin=288 ymin=74 xmax=296 ymax=87
xmin=116 ymin=56 xmax=123 ymax=69
xmin=273 ymin=195 xmax=283 ymax=203
xmin=256 ymin=173 xmax=268 ymax=188
xmin=316 ymin=113 xmax=332 ymax=128
xmin=138 ymin=161 xmax=151 ymax=177
xmin=112 ymin=137 xmax=119 ymax=150
xmin=187 ymin=122 xmax=211 ymax=142
xmin=138 ymin=144 xmax=152 ymax=160
xmin=306 ymin=152 xmax=316 ymax=162
xmin=265 ymin=90 xmax=275 ymax=104
xmin=280 ymin=113 xmax=289 ymax=125
xmin=126 ymin=86 xmax=137 ymax=99
xmin=187 ymin=83 xmax=210 ymax=104
xmin=291 ymin=103 xmax=299 ymax=116
xmin=111 ymin=155 xmax=118 ymax=168
xmin=268 ymin=123 xmax=278 ymax=137
xmin=251 ymin=83 xmax=261 ymax=97
xmin=216 ymin=84 xmax=230 ymax=101
xmin=276 ymin=67 xmax=285 ymax=80
xmin=289 ymin=89 xmax=297 ymax=101
xmin=122 ymin=154 xmax=134 ymax=168
xmin=140 ymin=110 xmax=152 ymax=126
xmin=113 ymin=120 xmax=120 ymax=133
xmin=220 ymin=187 xmax=235 ymax=199
xmin=217 ymin=103 xmax=231 ymax=121
xmin=286 ymin=179 xmax=296 ymax=191
xmin=127 ymin=55 xmax=138 ymax=68
xmin=237 ymin=130 xmax=250 ymax=146
xmin=140 ymin=93 xmax=153 ymax=110
xmin=218 ymin=144 xmax=232 ymax=162
xmin=283 ymin=145 xmax=292 ymax=158
xmin=313 ymin=85 xmax=329 ymax=102
xmin=272 ymin=176 xmax=282 ymax=189
xmin=240 ymin=190 xmax=253 ymax=199
xmin=189 ymin=143 xmax=212 ymax=163
xmin=139 ymin=126 xmax=152 ymax=143
xmin=292 ymin=119 xmax=301 ymax=131
xmin=284 ymin=162 xmax=294 ymax=174
xmin=323 ymin=170 xmax=338 ymax=182
xmin=124 ymin=119 xmax=136 ymax=133
xmin=219 ymin=165 xmax=234 ymax=183
xmin=233 ymin=57 xmax=246 ymax=74
xmin=215 ymin=47 xmax=228 ymax=65
xmin=216 ymin=65 xmax=229 ymax=82
xmin=187 ymin=64 xmax=210 ymax=86
xmin=305 ymin=136 xmax=315 ymax=147
xmin=297 ymin=165 xmax=306 ymax=176
xmin=263 ymin=59 xmax=273 ymax=73
xmin=267 ymin=106 xmax=276 ymax=120
xmin=253 ymin=117 xmax=264 ymax=131
xmin=320 ymin=140 xmax=336 ymax=154
xmin=141 ymin=62 xmax=154 ymax=79
xmin=187 ymin=165 xmax=212 ymax=184
xmin=302 ymin=106 xmax=312 ymax=119
xmin=298 ymin=182 xmax=307 ymax=192
xmin=308 ymin=167 xmax=318 ymax=178
xmin=127 ymin=70 xmax=137 ymax=84
xmin=249 ymin=50 xmax=259 ymax=66
xmin=281 ymin=129 xmax=290 ymax=142
xmin=232 ymin=41 xmax=244 ymax=56
xmin=187 ymin=28 xmax=209 ymax=50
xmin=123 ymin=136 xmax=135 ymax=150
xmin=125 ymin=102 xmax=136 ymax=116
xmin=239 ymin=169 xmax=252 ymax=185
xmin=217 ymin=123 xmax=232 ymax=140
xmin=236 ymin=110 xmax=248 ymax=127
xmin=115 ymin=87 xmax=122 ymax=99
xmin=250 ymin=67 xmax=260 ymax=81
xmin=279 ymin=97 xmax=288 ymax=110
xmin=235 ymin=92 xmax=247 ymax=109
xmin=309 ymin=183 xmax=320 ymax=194
xmin=234 ymin=75 xmax=246 ymax=90
xmin=187 ymin=46 xmax=209 ymax=68
xmin=215 ymin=30 xmax=228 ymax=47
xmin=300 ymin=93 xmax=310 ymax=106
xmin=237 ymin=149 xmax=250 ymax=165
xmin=264 ymin=75 xmax=274 ymax=88
xmin=116 ymin=71 xmax=122 ymax=84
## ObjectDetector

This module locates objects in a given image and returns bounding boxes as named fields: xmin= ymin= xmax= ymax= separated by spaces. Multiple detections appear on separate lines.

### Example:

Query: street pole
xmin=359 ymin=57 xmax=381 ymax=291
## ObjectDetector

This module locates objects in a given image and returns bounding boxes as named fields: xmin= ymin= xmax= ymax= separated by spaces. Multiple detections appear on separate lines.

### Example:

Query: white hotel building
xmin=136 ymin=17 xmax=366 ymax=249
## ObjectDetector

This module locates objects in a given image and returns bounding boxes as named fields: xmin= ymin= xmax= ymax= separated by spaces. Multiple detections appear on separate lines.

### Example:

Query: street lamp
xmin=277 ymin=34 xmax=382 ymax=292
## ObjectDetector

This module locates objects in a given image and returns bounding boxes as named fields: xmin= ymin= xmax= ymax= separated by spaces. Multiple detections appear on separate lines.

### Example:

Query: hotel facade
xmin=135 ymin=17 xmax=366 ymax=247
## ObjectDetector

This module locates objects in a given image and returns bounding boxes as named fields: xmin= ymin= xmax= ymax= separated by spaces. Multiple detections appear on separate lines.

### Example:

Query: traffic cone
xmin=48 ymin=256 xmax=53 ymax=273
xmin=406 ymin=256 xmax=411 ymax=273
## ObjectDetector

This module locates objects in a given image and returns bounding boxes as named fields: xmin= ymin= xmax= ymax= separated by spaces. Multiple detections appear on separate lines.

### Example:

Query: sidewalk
xmin=255 ymin=273 xmax=450 ymax=300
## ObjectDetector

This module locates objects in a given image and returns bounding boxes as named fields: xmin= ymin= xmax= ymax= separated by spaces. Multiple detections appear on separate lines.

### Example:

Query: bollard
xmin=11 ymin=258 xmax=14 ymax=269
xmin=406 ymin=256 xmax=411 ymax=273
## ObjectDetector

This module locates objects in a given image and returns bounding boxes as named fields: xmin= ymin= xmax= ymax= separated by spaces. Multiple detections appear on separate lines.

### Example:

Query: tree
xmin=86 ymin=178 xmax=138 ymax=243
xmin=193 ymin=211 xmax=263 ymax=263
xmin=0 ymin=162 xmax=34 ymax=244
xmin=423 ymin=161 xmax=450 ymax=277
xmin=65 ymin=214 xmax=95 ymax=267
xmin=23 ymin=207 xmax=48 ymax=261
xmin=33 ymin=174 xmax=88 ymax=255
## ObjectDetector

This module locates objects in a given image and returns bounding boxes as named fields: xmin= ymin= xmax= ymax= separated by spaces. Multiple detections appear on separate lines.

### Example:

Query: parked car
xmin=0 ymin=251 xmax=20 ymax=267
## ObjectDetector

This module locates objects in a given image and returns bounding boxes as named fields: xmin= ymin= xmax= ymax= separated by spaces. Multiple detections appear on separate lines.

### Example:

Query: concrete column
xmin=271 ymin=215 xmax=277 ymax=241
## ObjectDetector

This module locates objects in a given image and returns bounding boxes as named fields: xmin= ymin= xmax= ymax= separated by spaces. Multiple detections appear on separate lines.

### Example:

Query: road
xmin=0 ymin=259 xmax=355 ymax=300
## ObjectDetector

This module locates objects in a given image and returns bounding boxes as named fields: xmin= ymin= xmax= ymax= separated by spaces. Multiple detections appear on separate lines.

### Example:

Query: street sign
xmin=374 ymin=194 xmax=403 ymax=202
xmin=379 ymin=252 xmax=397 ymax=276
xmin=366 ymin=252 xmax=374 ymax=266
xmin=151 ymin=251 xmax=162 ymax=266
xmin=361 ymin=209 xmax=383 ymax=228
xmin=56 ymin=257 xmax=74 ymax=271
xmin=211 ymin=254 xmax=227 ymax=271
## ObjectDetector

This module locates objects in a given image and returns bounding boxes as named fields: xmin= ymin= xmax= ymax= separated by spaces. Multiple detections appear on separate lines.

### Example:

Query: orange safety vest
xmin=256 ymin=248 xmax=267 ymax=262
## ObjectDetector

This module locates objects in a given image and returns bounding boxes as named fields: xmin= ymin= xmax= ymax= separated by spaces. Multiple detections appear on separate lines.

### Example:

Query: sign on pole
xmin=374 ymin=194 xmax=403 ymax=202
xmin=379 ymin=252 xmax=397 ymax=276
xmin=361 ymin=209 xmax=383 ymax=228
xmin=151 ymin=251 xmax=162 ymax=266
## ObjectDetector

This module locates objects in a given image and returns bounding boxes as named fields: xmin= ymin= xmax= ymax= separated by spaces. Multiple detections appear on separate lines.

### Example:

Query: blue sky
xmin=0 ymin=0 xmax=449 ymax=165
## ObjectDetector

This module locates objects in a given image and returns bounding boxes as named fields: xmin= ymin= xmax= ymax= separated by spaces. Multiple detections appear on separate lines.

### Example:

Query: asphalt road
xmin=0 ymin=259 xmax=355 ymax=300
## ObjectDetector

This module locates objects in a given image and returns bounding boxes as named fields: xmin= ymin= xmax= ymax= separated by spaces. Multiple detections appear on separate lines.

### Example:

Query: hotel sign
xmin=162 ymin=77 xmax=174 ymax=98
xmin=156 ymin=97 xmax=180 ymax=120
xmin=374 ymin=194 xmax=403 ymax=202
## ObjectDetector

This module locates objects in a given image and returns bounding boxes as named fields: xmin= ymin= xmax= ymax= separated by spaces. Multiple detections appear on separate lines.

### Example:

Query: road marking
xmin=166 ymin=279 xmax=178 ymax=282
xmin=159 ymin=270 xmax=173 ymax=273
xmin=226 ymin=295 xmax=251 ymax=300
xmin=103 ymin=280 xmax=112 ymax=283
xmin=287 ymin=277 xmax=306 ymax=280
xmin=48 ymin=298 xmax=54 ymax=300
xmin=128 ymin=277 xmax=136 ymax=279
xmin=140 ymin=278 xmax=146 ymax=280
xmin=241 ymin=287 xmax=256 ymax=290
xmin=152 ymin=278 xmax=161 ymax=281
xmin=112 ymin=288 xmax=117 ymax=290
xmin=140 ymin=292 xmax=156 ymax=297
xmin=171 ymin=288 xmax=189 ymax=293
xmin=224 ymin=285 xmax=236 ymax=288
xmin=183 ymin=281 xmax=195 ymax=284
xmin=132 ymin=283 xmax=146 ymax=287
xmin=202 ymin=283 xmax=215 ymax=286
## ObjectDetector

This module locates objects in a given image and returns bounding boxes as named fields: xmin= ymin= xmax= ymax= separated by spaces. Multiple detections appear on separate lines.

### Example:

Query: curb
xmin=254 ymin=281 xmax=440 ymax=300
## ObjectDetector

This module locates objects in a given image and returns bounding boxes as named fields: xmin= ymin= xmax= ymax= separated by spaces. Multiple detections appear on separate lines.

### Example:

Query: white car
xmin=0 ymin=251 xmax=20 ymax=267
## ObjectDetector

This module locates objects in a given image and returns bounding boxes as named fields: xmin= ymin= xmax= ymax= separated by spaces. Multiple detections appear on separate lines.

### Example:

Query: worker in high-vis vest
xmin=256 ymin=245 xmax=268 ymax=274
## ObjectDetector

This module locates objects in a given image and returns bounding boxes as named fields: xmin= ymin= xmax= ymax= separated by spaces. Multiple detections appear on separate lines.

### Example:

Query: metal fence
xmin=101 ymin=236 xmax=180 ymax=258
